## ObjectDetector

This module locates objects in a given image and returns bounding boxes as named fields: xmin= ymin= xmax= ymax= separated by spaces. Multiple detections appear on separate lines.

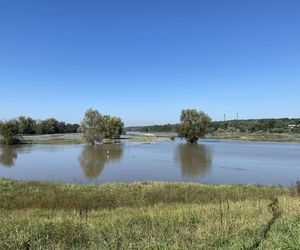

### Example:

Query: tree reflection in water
xmin=0 ymin=146 xmax=30 ymax=167
xmin=175 ymin=143 xmax=212 ymax=177
xmin=79 ymin=144 xmax=124 ymax=180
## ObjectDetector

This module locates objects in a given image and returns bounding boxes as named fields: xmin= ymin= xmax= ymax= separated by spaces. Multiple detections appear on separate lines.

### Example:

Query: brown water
xmin=0 ymin=139 xmax=300 ymax=186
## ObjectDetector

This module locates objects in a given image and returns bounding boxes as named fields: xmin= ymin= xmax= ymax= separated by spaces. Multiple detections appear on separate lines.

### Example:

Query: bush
xmin=0 ymin=120 xmax=20 ymax=145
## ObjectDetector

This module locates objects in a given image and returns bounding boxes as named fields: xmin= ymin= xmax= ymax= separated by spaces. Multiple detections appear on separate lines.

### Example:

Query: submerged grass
xmin=127 ymin=136 xmax=170 ymax=142
xmin=0 ymin=179 xmax=299 ymax=249
xmin=22 ymin=139 xmax=82 ymax=145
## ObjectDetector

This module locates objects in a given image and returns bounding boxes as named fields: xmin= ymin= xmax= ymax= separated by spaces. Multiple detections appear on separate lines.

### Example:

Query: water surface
xmin=0 ymin=140 xmax=299 ymax=186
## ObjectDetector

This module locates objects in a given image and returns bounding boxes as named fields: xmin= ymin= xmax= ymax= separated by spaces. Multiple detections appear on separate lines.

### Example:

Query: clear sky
xmin=0 ymin=0 xmax=299 ymax=126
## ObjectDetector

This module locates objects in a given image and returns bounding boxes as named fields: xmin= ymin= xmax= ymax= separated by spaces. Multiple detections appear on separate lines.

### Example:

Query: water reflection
xmin=0 ymin=146 xmax=32 ymax=167
xmin=0 ymin=147 xmax=18 ymax=167
xmin=175 ymin=143 xmax=212 ymax=177
xmin=78 ymin=144 xmax=124 ymax=180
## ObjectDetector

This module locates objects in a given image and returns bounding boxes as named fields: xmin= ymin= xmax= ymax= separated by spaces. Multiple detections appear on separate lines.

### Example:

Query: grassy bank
xmin=1 ymin=179 xmax=300 ymax=249
xmin=17 ymin=133 xmax=300 ymax=145
xmin=206 ymin=136 xmax=300 ymax=143
xmin=206 ymin=133 xmax=300 ymax=143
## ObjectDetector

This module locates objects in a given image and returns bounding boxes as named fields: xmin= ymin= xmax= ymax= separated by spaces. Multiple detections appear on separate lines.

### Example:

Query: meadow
xmin=1 ymin=179 xmax=300 ymax=249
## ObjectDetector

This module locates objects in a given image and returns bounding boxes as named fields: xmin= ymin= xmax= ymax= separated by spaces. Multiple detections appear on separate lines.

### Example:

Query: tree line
xmin=126 ymin=118 xmax=300 ymax=134
xmin=3 ymin=108 xmax=299 ymax=146
xmin=0 ymin=117 xmax=80 ymax=145
xmin=212 ymin=118 xmax=300 ymax=133
xmin=125 ymin=124 xmax=176 ymax=133
xmin=0 ymin=116 xmax=80 ymax=135
xmin=0 ymin=109 xmax=125 ymax=145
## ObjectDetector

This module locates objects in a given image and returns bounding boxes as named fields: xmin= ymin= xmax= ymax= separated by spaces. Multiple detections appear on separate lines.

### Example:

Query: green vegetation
xmin=0 ymin=117 xmax=79 ymax=145
xmin=212 ymin=118 xmax=300 ymax=134
xmin=1 ymin=109 xmax=124 ymax=145
xmin=80 ymin=109 xmax=124 ymax=145
xmin=0 ymin=179 xmax=299 ymax=249
xmin=0 ymin=120 xmax=20 ymax=145
xmin=206 ymin=133 xmax=300 ymax=143
xmin=126 ymin=118 xmax=300 ymax=135
xmin=126 ymin=123 xmax=177 ymax=133
xmin=177 ymin=109 xmax=211 ymax=143
xmin=102 ymin=115 xmax=124 ymax=139
xmin=17 ymin=116 xmax=79 ymax=135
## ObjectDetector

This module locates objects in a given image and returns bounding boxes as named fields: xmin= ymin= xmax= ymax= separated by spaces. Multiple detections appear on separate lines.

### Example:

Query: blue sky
xmin=0 ymin=0 xmax=299 ymax=126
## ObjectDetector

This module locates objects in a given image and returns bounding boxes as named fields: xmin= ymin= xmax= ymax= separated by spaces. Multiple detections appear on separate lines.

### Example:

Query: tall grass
xmin=0 ymin=179 xmax=299 ymax=249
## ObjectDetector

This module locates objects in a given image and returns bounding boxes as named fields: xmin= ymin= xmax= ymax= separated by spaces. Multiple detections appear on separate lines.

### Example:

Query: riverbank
xmin=19 ymin=134 xmax=170 ymax=145
xmin=206 ymin=132 xmax=300 ymax=143
xmin=4 ymin=132 xmax=299 ymax=145
xmin=1 ymin=179 xmax=299 ymax=249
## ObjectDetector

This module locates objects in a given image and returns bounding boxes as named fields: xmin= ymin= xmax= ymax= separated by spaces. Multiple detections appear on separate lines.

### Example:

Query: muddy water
xmin=0 ymin=140 xmax=299 ymax=186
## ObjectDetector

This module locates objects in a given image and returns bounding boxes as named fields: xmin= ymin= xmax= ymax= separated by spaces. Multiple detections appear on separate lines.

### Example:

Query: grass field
xmin=1 ymin=179 xmax=300 ymax=249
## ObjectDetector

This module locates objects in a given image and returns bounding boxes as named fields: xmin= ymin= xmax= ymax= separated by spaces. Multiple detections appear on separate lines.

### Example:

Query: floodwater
xmin=0 ymin=139 xmax=300 ymax=186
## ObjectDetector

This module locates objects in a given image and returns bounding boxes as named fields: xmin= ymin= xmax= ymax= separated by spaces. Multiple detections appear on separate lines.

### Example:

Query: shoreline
xmin=2 ymin=132 xmax=300 ymax=145
xmin=19 ymin=136 xmax=300 ymax=145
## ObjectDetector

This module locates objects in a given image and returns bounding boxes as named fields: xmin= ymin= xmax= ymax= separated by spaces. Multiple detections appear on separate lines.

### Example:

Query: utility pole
xmin=224 ymin=113 xmax=226 ymax=121
xmin=236 ymin=113 xmax=239 ymax=120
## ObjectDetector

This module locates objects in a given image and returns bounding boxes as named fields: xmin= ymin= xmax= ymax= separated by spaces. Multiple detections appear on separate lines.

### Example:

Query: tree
xmin=43 ymin=118 xmax=59 ymax=134
xmin=80 ymin=109 xmax=105 ymax=145
xmin=18 ymin=116 xmax=37 ymax=134
xmin=103 ymin=115 xmax=124 ymax=139
xmin=177 ymin=109 xmax=211 ymax=143
xmin=0 ymin=120 xmax=20 ymax=145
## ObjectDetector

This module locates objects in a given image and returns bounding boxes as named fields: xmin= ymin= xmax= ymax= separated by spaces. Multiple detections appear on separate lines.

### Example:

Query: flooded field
xmin=0 ymin=139 xmax=300 ymax=186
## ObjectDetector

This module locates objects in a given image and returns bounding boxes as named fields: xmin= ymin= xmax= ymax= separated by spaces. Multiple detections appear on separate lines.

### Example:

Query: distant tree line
xmin=125 ymin=124 xmax=177 ymax=133
xmin=126 ymin=118 xmax=300 ymax=134
xmin=0 ymin=116 xmax=80 ymax=135
xmin=127 ymin=109 xmax=212 ymax=143
xmin=212 ymin=118 xmax=300 ymax=133
xmin=2 ymin=110 xmax=300 ymax=146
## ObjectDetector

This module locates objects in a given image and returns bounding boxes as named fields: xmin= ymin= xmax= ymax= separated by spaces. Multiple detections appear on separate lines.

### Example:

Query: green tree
xmin=18 ymin=116 xmax=37 ymax=134
xmin=103 ymin=115 xmax=124 ymax=139
xmin=177 ymin=109 xmax=211 ymax=143
xmin=36 ymin=118 xmax=59 ymax=134
xmin=80 ymin=109 xmax=105 ymax=145
xmin=0 ymin=120 xmax=20 ymax=145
